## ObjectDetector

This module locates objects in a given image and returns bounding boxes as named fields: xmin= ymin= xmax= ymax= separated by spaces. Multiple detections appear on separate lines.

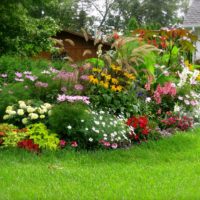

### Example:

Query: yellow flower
xmin=111 ymin=85 xmax=123 ymax=92
xmin=111 ymin=85 xmax=117 ymax=92
xmin=111 ymin=78 xmax=119 ymax=84
xmin=116 ymin=85 xmax=123 ymax=92
xmin=89 ymin=75 xmax=99 ymax=84
xmin=100 ymin=81 xmax=109 ymax=89
xmin=111 ymin=64 xmax=122 ymax=72
xmin=197 ymin=75 xmax=200 ymax=81
xmin=92 ymin=68 xmax=102 ymax=73
xmin=124 ymin=72 xmax=135 ymax=80
xmin=101 ymin=72 xmax=107 ymax=77
xmin=185 ymin=60 xmax=193 ymax=71
xmin=105 ymin=74 xmax=111 ymax=81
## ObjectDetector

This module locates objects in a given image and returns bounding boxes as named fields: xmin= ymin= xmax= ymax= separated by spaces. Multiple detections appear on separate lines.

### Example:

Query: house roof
xmin=183 ymin=0 xmax=200 ymax=28
xmin=56 ymin=30 xmax=111 ymax=47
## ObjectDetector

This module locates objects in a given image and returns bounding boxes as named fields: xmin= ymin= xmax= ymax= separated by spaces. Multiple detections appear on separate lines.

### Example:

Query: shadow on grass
xmin=0 ymin=131 xmax=199 ymax=166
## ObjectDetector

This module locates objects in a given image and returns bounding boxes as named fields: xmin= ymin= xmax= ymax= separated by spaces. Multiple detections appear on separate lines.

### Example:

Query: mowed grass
xmin=1 ymin=129 xmax=200 ymax=200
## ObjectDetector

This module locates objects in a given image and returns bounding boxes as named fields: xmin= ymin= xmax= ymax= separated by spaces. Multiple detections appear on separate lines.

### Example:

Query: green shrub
xmin=27 ymin=123 xmax=59 ymax=150
xmin=48 ymin=102 xmax=92 ymax=136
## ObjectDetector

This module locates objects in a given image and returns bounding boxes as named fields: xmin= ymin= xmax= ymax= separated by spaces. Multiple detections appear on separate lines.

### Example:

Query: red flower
xmin=142 ymin=129 xmax=149 ymax=135
xmin=113 ymin=32 xmax=119 ymax=40
xmin=138 ymin=116 xmax=148 ymax=128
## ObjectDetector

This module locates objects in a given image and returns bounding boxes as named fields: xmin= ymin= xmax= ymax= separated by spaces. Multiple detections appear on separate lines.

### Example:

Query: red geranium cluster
xmin=18 ymin=139 xmax=39 ymax=153
xmin=126 ymin=116 xmax=150 ymax=141
xmin=161 ymin=115 xmax=193 ymax=131
xmin=153 ymin=82 xmax=176 ymax=104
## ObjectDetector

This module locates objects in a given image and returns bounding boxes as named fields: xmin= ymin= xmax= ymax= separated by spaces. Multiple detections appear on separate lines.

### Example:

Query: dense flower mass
xmin=0 ymin=28 xmax=200 ymax=152
xmin=153 ymin=82 xmax=176 ymax=104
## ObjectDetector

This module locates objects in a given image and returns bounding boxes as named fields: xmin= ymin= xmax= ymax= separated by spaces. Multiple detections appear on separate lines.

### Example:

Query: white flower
xmin=17 ymin=109 xmax=24 ymax=116
xmin=18 ymin=101 xmax=25 ymax=105
xmin=184 ymin=99 xmax=190 ymax=105
xmin=89 ymin=137 xmax=93 ymax=142
xmin=9 ymin=111 xmax=16 ymax=115
xmin=185 ymin=95 xmax=190 ymax=98
xmin=5 ymin=106 xmax=13 ymax=113
xmin=19 ymin=103 xmax=27 ymax=109
xmin=43 ymin=103 xmax=52 ymax=109
xmin=94 ymin=121 xmax=100 ymax=125
xmin=22 ymin=118 xmax=28 ymax=125
xmin=27 ymin=106 xmax=35 ymax=113
xmin=81 ymin=119 xmax=84 ymax=123
xmin=102 ymin=122 xmax=106 ymax=127
xmin=178 ymin=96 xmax=183 ymax=100
xmin=40 ymin=115 xmax=45 ymax=119
xmin=3 ymin=115 xmax=10 ymax=120
xmin=174 ymin=105 xmax=180 ymax=112
xmin=85 ymin=128 xmax=89 ymax=131
xmin=145 ymin=97 xmax=151 ymax=103
xmin=29 ymin=113 xmax=39 ymax=120
xmin=103 ymin=134 xmax=107 ymax=137
xmin=67 ymin=125 xmax=72 ymax=129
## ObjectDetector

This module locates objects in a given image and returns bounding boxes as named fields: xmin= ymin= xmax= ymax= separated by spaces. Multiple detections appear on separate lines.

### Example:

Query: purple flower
xmin=57 ymin=94 xmax=90 ymax=104
xmin=25 ymin=75 xmax=38 ymax=81
xmin=55 ymin=71 xmax=75 ymax=81
xmin=74 ymin=84 xmax=84 ymax=91
xmin=80 ymin=75 xmax=89 ymax=81
xmin=15 ymin=72 xmax=23 ymax=78
xmin=35 ymin=81 xmax=48 ymax=88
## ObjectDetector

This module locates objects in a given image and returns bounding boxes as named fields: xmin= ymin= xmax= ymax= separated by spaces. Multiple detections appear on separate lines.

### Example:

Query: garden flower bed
xmin=0 ymin=28 xmax=200 ymax=152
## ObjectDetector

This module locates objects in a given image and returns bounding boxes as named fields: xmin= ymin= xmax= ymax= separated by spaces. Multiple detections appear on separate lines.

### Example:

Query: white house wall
xmin=196 ymin=28 xmax=200 ymax=60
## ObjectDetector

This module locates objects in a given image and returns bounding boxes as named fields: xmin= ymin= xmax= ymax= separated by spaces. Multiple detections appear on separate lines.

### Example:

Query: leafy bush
xmin=27 ymin=123 xmax=59 ymax=150
xmin=48 ymin=102 xmax=92 ymax=137
xmin=2 ymin=129 xmax=27 ymax=147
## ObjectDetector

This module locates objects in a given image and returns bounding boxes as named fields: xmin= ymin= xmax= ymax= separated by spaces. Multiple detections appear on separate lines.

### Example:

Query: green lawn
xmin=1 ymin=129 xmax=200 ymax=200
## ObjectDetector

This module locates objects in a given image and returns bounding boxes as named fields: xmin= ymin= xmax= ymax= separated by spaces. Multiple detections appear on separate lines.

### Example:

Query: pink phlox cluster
xmin=153 ymin=82 xmax=176 ymax=104
xmin=35 ymin=81 xmax=48 ymax=88
xmin=57 ymin=94 xmax=90 ymax=104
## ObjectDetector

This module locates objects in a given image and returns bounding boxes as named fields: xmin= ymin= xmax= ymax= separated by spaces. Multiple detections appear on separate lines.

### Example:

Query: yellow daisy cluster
xmin=89 ymin=64 xmax=136 ymax=92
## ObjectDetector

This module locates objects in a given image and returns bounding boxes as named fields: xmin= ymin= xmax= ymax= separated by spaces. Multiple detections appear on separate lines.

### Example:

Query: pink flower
xmin=190 ymin=100 xmax=197 ymax=106
xmin=15 ymin=72 xmax=23 ymax=78
xmin=103 ymin=141 xmax=110 ymax=147
xmin=74 ymin=84 xmax=84 ymax=91
xmin=15 ymin=78 xmax=24 ymax=82
xmin=71 ymin=141 xmax=78 ymax=147
xmin=1 ymin=74 xmax=7 ymax=78
xmin=25 ymin=75 xmax=37 ymax=81
xmin=35 ymin=81 xmax=48 ymax=88
xmin=111 ymin=143 xmax=118 ymax=149
xmin=59 ymin=140 xmax=67 ymax=148
xmin=80 ymin=75 xmax=89 ymax=81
